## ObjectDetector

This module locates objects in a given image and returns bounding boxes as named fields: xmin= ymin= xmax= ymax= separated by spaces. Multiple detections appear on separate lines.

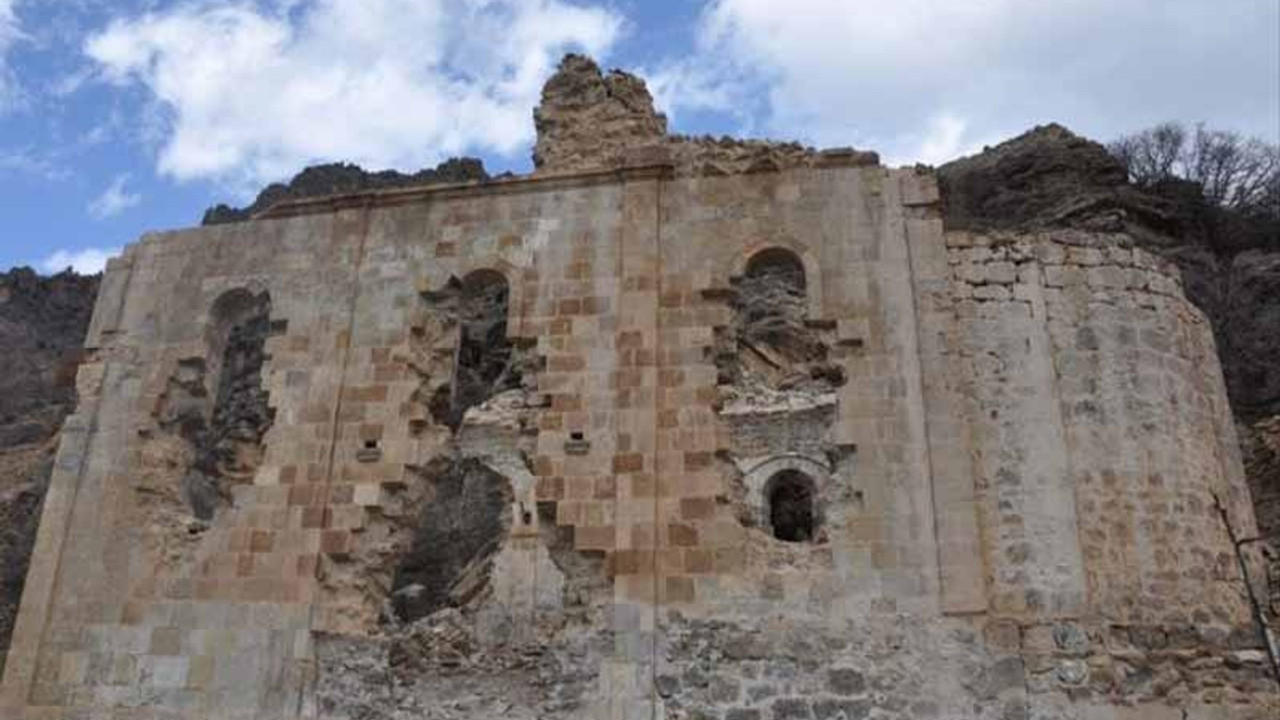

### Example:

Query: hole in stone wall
xmin=161 ymin=289 xmax=278 ymax=520
xmin=535 ymin=501 xmax=611 ymax=612
xmin=391 ymin=458 xmax=513 ymax=623
xmin=766 ymin=470 xmax=817 ymax=543
xmin=738 ymin=248 xmax=822 ymax=364
xmin=714 ymin=247 xmax=844 ymax=396
xmin=448 ymin=270 xmax=521 ymax=429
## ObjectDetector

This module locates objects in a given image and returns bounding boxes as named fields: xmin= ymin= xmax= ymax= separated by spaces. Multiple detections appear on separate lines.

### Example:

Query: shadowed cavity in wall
xmin=766 ymin=469 xmax=819 ymax=542
xmin=158 ymin=289 xmax=282 ymax=520
xmin=711 ymin=247 xmax=851 ymax=545
xmin=390 ymin=457 xmax=514 ymax=623
xmin=427 ymin=270 xmax=529 ymax=430
xmin=716 ymin=247 xmax=844 ymax=392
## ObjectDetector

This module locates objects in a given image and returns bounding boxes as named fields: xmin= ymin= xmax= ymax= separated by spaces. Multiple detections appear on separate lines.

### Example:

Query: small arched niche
xmin=764 ymin=469 xmax=818 ymax=543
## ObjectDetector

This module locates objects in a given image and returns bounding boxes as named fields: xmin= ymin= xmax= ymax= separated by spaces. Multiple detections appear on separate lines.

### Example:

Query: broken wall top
xmin=532 ymin=54 xmax=879 ymax=176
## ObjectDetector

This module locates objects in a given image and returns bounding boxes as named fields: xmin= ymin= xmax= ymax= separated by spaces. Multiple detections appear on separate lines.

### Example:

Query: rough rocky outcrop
xmin=939 ymin=124 xmax=1185 ymax=241
xmin=532 ymin=54 xmax=878 ymax=176
xmin=0 ymin=268 xmax=98 ymax=673
xmin=202 ymin=157 xmax=490 ymax=224
xmin=532 ymin=53 xmax=668 ymax=171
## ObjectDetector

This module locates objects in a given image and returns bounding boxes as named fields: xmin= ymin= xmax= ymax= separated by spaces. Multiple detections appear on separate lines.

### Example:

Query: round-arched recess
xmin=449 ymin=269 xmax=517 ymax=428
xmin=764 ymin=469 xmax=818 ymax=543
xmin=744 ymin=247 xmax=807 ymax=290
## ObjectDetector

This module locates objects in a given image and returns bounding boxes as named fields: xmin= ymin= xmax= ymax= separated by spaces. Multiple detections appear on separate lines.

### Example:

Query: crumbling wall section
xmin=655 ymin=614 xmax=1023 ymax=720
xmin=532 ymin=54 xmax=878 ymax=177
xmin=948 ymin=229 xmax=1277 ymax=711
xmin=1241 ymin=416 xmax=1280 ymax=616
xmin=303 ymin=194 xmax=619 ymax=719
xmin=155 ymin=290 xmax=277 ymax=520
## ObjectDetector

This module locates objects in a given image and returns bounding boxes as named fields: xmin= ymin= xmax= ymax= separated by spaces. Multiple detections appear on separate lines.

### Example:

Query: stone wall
xmin=2 ymin=53 xmax=1275 ymax=720
xmin=0 ymin=157 xmax=1272 ymax=719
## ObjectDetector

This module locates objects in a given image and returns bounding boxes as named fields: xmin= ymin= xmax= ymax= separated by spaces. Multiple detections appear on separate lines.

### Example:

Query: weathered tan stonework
xmin=2 ymin=56 xmax=1275 ymax=720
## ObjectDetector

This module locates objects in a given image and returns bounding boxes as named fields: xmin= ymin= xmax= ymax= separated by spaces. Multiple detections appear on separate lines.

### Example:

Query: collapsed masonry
xmin=1 ymin=53 xmax=1277 ymax=720
xmin=710 ymin=246 xmax=851 ymax=546
xmin=158 ymin=290 xmax=278 ymax=520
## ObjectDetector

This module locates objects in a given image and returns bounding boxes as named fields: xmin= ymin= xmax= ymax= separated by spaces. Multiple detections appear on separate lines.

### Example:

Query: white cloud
xmin=0 ymin=1 xmax=18 ymax=48
xmin=0 ymin=0 xmax=26 ymax=110
xmin=87 ymin=173 xmax=141 ymax=219
xmin=886 ymin=113 xmax=1002 ymax=168
xmin=84 ymin=0 xmax=624 ymax=189
xmin=645 ymin=59 xmax=749 ymax=127
xmin=660 ymin=0 xmax=1280 ymax=165
xmin=38 ymin=246 xmax=121 ymax=275
xmin=0 ymin=146 xmax=69 ymax=181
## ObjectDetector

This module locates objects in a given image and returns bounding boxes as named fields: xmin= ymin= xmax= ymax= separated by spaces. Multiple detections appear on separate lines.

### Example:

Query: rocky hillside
xmin=202 ymin=157 xmax=490 ymax=225
xmin=0 ymin=268 xmax=99 ymax=673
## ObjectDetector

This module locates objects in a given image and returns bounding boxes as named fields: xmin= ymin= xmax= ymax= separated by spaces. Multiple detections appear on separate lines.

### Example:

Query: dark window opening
xmin=172 ymin=289 xmax=276 ymax=520
xmin=766 ymin=470 xmax=817 ymax=543
xmin=721 ymin=247 xmax=831 ymax=381
xmin=449 ymin=270 xmax=519 ymax=428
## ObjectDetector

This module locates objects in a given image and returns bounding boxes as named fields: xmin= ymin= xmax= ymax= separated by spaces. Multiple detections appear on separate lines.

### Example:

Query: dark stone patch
xmin=827 ymin=667 xmax=866 ymax=696
xmin=770 ymin=697 xmax=813 ymax=720
xmin=812 ymin=698 xmax=870 ymax=720
xmin=655 ymin=674 xmax=682 ymax=698
xmin=708 ymin=675 xmax=741 ymax=703
xmin=161 ymin=290 xmax=277 ymax=520
xmin=392 ymin=458 xmax=513 ymax=622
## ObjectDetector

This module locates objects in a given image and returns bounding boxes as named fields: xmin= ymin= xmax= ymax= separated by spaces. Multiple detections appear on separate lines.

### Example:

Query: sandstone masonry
xmin=1 ymin=55 xmax=1274 ymax=720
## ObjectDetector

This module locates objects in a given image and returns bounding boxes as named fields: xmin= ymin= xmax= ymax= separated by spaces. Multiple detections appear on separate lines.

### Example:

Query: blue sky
xmin=1 ymin=0 xmax=1277 ymax=274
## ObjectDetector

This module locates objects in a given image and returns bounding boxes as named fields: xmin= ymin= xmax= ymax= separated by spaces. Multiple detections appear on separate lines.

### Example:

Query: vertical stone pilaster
xmin=900 ymin=170 xmax=988 ymax=615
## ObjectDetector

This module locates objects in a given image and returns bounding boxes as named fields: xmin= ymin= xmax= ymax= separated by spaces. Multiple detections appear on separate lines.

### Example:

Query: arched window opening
xmin=718 ymin=247 xmax=837 ymax=394
xmin=766 ymin=470 xmax=817 ymax=543
xmin=207 ymin=291 xmax=274 ymax=463
xmin=740 ymin=248 xmax=807 ymax=347
xmin=745 ymin=247 xmax=807 ymax=290
xmin=167 ymin=289 xmax=277 ymax=519
xmin=450 ymin=270 xmax=519 ymax=427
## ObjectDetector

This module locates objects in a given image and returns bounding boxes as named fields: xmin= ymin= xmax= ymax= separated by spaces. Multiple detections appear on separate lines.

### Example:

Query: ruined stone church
xmin=1 ymin=55 xmax=1275 ymax=719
